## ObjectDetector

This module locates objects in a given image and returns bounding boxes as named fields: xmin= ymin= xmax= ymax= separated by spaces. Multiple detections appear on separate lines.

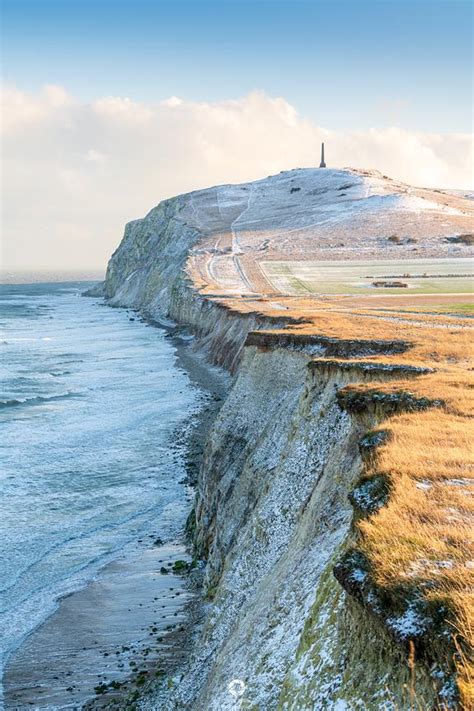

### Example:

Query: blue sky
xmin=2 ymin=0 xmax=473 ymax=270
xmin=2 ymin=0 xmax=472 ymax=132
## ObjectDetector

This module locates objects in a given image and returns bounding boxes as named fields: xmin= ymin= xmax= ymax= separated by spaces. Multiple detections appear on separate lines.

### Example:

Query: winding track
xmin=203 ymin=185 xmax=257 ymax=293
xmin=230 ymin=184 xmax=256 ymax=292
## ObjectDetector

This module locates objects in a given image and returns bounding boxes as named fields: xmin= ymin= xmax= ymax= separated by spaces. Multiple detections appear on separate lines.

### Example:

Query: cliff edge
xmin=102 ymin=168 xmax=473 ymax=709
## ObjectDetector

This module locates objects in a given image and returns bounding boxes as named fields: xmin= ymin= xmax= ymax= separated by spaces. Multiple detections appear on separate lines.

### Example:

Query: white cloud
xmin=1 ymin=84 xmax=472 ymax=271
xmin=162 ymin=96 xmax=183 ymax=108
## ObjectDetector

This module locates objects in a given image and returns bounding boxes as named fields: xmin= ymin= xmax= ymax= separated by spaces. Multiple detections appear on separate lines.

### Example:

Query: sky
xmin=1 ymin=0 xmax=473 ymax=272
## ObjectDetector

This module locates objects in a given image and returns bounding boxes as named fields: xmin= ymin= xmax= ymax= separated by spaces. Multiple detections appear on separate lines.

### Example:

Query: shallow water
xmin=0 ymin=282 xmax=200 ymax=685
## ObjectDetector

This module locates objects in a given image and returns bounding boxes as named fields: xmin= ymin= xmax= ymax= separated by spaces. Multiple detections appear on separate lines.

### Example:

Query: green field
xmin=401 ymin=303 xmax=474 ymax=315
xmin=261 ymin=258 xmax=474 ymax=296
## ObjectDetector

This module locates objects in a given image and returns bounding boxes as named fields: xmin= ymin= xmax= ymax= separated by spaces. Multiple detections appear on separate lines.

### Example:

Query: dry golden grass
xmin=359 ymin=414 xmax=473 ymax=583
xmin=357 ymin=408 xmax=473 ymax=704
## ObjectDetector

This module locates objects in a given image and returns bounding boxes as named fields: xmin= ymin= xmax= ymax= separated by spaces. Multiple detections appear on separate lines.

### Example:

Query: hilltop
xmin=184 ymin=167 xmax=472 ymax=296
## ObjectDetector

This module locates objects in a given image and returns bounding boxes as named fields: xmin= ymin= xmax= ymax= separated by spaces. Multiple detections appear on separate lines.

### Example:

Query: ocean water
xmin=0 ymin=281 xmax=201 ymax=678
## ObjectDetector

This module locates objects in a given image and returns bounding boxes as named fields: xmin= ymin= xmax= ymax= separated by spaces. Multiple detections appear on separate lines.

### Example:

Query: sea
xmin=0 ymin=280 xmax=201 ymax=692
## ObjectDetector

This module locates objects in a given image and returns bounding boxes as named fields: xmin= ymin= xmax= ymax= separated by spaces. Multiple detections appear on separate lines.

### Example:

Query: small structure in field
xmin=372 ymin=280 xmax=408 ymax=288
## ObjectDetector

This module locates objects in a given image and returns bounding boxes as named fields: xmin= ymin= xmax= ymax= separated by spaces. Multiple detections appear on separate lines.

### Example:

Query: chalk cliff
xmin=101 ymin=169 xmax=473 ymax=709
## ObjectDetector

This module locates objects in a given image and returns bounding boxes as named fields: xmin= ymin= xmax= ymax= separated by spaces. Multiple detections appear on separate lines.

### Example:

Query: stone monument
xmin=319 ymin=142 xmax=326 ymax=168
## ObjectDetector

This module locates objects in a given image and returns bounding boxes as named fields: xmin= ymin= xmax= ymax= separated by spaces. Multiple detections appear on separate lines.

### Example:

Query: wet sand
xmin=4 ymin=542 xmax=193 ymax=710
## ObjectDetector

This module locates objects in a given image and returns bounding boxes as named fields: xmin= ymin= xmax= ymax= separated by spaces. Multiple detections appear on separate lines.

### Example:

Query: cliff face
xmin=102 ymin=170 xmax=471 ymax=709
xmin=175 ymin=346 xmax=438 ymax=710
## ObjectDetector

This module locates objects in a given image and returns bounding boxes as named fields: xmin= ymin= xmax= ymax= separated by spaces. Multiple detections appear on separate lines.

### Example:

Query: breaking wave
xmin=0 ymin=391 xmax=82 ymax=409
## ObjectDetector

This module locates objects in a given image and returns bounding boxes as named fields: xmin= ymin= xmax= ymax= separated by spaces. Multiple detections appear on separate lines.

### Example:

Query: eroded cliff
xmin=101 ymin=169 xmax=473 ymax=709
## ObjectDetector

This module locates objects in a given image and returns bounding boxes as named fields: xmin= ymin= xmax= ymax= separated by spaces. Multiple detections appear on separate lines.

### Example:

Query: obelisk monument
xmin=319 ymin=142 xmax=326 ymax=168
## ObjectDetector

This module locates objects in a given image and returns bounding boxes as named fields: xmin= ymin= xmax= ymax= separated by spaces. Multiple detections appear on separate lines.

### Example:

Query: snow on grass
xmin=386 ymin=604 xmax=429 ymax=639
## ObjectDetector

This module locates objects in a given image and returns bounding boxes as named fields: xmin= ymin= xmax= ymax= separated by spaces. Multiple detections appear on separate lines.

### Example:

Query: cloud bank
xmin=2 ymin=85 xmax=473 ymax=271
